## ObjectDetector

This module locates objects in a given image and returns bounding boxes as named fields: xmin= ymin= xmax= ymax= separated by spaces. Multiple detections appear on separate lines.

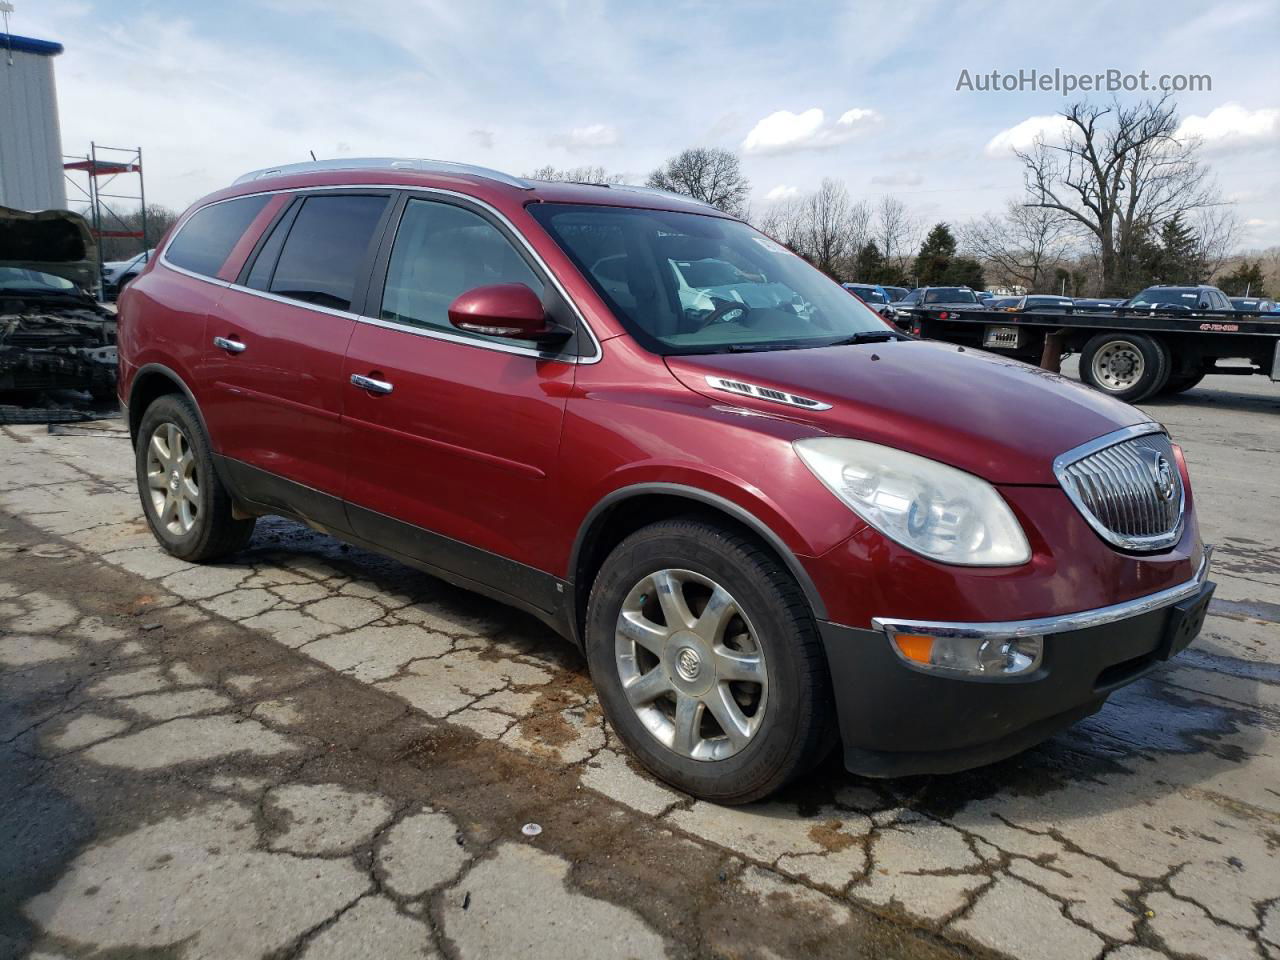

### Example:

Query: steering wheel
xmin=696 ymin=299 xmax=752 ymax=329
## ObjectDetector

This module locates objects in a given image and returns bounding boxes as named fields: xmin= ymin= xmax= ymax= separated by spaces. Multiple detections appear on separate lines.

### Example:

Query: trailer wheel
xmin=1080 ymin=333 xmax=1170 ymax=402
xmin=1160 ymin=371 xmax=1206 ymax=395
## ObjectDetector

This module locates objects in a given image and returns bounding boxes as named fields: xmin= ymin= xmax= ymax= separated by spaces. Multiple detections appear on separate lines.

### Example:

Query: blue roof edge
xmin=0 ymin=33 xmax=65 ymax=56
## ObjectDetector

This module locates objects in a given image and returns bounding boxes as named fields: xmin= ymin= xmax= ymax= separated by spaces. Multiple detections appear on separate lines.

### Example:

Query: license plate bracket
xmin=1157 ymin=582 xmax=1215 ymax=660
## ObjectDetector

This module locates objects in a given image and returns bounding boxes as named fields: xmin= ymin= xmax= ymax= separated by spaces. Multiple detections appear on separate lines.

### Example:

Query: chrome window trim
xmin=157 ymin=183 xmax=604 ymax=365
xmin=873 ymin=548 xmax=1211 ymax=642
xmin=1051 ymin=422 xmax=1185 ymax=552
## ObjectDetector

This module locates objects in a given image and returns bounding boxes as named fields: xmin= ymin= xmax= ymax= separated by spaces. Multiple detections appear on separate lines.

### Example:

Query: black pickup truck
xmin=899 ymin=302 xmax=1280 ymax=402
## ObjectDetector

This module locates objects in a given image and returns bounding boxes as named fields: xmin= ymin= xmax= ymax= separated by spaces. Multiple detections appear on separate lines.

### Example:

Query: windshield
xmin=1127 ymin=288 xmax=1199 ymax=308
xmin=922 ymin=288 xmax=977 ymax=304
xmin=0 ymin=266 xmax=78 ymax=294
xmin=528 ymin=203 xmax=890 ymax=354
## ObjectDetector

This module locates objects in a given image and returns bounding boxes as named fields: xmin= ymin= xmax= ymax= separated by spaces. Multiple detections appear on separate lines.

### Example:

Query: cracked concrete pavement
xmin=1 ymin=372 xmax=1278 ymax=960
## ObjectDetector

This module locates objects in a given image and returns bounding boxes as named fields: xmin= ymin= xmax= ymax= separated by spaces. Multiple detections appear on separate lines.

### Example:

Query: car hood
xmin=665 ymin=339 xmax=1153 ymax=485
xmin=0 ymin=206 xmax=99 ymax=294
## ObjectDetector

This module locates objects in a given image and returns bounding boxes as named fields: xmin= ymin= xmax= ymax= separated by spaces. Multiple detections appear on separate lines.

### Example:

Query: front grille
xmin=1054 ymin=428 xmax=1184 ymax=551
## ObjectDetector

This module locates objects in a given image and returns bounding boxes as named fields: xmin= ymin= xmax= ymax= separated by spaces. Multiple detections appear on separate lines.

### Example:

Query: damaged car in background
xmin=0 ymin=206 xmax=117 ymax=421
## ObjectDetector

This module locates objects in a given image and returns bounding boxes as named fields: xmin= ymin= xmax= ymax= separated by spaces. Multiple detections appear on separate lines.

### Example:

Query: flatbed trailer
xmin=901 ymin=306 xmax=1280 ymax=402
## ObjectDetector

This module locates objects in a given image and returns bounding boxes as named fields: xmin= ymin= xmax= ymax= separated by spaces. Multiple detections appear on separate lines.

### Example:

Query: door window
xmin=380 ymin=199 xmax=544 ymax=336
xmin=265 ymin=194 xmax=388 ymax=311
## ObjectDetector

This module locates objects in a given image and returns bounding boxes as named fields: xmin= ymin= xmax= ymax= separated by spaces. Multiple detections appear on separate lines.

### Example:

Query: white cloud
xmin=468 ymin=129 xmax=495 ymax=149
xmin=742 ymin=107 xmax=881 ymax=155
xmin=870 ymin=172 xmax=923 ymax=188
xmin=1176 ymin=103 xmax=1280 ymax=149
xmin=984 ymin=115 xmax=1069 ymax=156
xmin=548 ymin=123 xmax=620 ymax=151
xmin=765 ymin=184 xmax=799 ymax=201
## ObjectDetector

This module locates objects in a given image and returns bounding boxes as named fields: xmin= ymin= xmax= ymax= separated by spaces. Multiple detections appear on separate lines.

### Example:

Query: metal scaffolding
xmin=63 ymin=142 xmax=148 ymax=283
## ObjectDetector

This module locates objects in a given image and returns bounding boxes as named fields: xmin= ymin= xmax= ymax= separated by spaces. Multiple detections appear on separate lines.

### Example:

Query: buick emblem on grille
xmin=1153 ymin=455 xmax=1176 ymax=502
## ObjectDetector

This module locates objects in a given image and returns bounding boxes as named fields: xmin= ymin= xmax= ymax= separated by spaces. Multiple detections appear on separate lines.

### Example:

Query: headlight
xmin=794 ymin=437 xmax=1030 ymax=566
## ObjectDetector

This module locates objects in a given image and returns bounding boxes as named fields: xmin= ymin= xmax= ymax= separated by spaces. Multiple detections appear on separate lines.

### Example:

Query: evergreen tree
xmin=853 ymin=240 xmax=886 ymax=282
xmin=913 ymin=223 xmax=957 ymax=286
xmin=943 ymin=256 xmax=985 ymax=289
xmin=1218 ymin=260 xmax=1267 ymax=297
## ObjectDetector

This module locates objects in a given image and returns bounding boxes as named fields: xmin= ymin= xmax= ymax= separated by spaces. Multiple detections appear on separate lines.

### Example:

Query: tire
xmin=1159 ymin=371 xmax=1206 ymax=395
xmin=585 ymin=517 xmax=836 ymax=804
xmin=135 ymin=394 xmax=255 ymax=562
xmin=1079 ymin=332 xmax=1170 ymax=402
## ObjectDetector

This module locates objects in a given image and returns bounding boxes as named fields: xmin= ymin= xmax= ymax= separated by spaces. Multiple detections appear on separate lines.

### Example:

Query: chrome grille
xmin=1053 ymin=427 xmax=1184 ymax=551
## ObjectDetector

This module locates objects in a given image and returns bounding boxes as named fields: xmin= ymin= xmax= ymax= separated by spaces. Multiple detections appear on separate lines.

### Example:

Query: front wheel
xmin=1079 ymin=332 xmax=1170 ymax=402
xmin=135 ymin=394 xmax=255 ymax=562
xmin=585 ymin=518 xmax=835 ymax=804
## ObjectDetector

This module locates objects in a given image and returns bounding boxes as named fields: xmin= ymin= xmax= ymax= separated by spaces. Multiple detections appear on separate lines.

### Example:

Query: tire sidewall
xmin=585 ymin=525 xmax=814 ymax=801
xmin=135 ymin=395 xmax=216 ymax=559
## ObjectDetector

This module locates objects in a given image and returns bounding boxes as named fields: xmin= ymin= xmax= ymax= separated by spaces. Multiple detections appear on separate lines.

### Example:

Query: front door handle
xmin=213 ymin=336 xmax=246 ymax=354
xmin=350 ymin=373 xmax=394 ymax=395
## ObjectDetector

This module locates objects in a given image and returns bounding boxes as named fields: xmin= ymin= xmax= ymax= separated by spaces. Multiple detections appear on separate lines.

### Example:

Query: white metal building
xmin=0 ymin=32 xmax=67 ymax=210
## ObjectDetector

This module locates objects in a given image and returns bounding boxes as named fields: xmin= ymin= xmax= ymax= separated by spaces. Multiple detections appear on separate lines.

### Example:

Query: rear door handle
xmin=213 ymin=336 xmax=246 ymax=353
xmin=350 ymin=373 xmax=394 ymax=395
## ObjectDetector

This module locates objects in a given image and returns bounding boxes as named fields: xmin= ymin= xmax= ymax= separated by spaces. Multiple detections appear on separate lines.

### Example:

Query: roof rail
xmin=232 ymin=157 xmax=532 ymax=189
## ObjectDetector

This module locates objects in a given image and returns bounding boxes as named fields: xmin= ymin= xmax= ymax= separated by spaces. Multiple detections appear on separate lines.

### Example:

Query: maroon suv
xmin=117 ymin=159 xmax=1213 ymax=803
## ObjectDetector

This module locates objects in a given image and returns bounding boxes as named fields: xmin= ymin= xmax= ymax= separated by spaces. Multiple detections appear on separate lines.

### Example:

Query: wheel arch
xmin=569 ymin=483 xmax=829 ymax=647
xmin=127 ymin=364 xmax=212 ymax=448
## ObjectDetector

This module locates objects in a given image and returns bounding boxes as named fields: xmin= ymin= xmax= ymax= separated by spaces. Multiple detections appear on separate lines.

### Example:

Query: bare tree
xmin=1015 ymin=96 xmax=1222 ymax=295
xmin=755 ymin=197 xmax=808 ymax=253
xmin=961 ymin=201 xmax=1074 ymax=292
xmin=524 ymin=165 xmax=625 ymax=185
xmin=872 ymin=196 xmax=921 ymax=279
xmin=646 ymin=147 xmax=751 ymax=216
xmin=1191 ymin=206 xmax=1242 ymax=282
xmin=799 ymin=178 xmax=858 ymax=277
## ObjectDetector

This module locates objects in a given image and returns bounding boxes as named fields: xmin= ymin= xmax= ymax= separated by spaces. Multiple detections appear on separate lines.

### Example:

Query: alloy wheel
xmin=614 ymin=568 xmax=768 ymax=761
xmin=145 ymin=422 xmax=201 ymax=536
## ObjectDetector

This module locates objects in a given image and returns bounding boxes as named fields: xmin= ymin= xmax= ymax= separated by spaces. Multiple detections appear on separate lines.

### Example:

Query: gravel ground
xmin=1 ymin=369 xmax=1277 ymax=960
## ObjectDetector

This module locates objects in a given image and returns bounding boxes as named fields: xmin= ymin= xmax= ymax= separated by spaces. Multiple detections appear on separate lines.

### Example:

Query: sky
xmin=17 ymin=0 xmax=1280 ymax=248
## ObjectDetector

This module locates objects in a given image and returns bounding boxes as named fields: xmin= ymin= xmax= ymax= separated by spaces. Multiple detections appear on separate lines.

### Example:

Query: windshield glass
xmin=1127 ymin=288 xmax=1199 ymax=308
xmin=528 ymin=203 xmax=890 ymax=353
xmin=922 ymin=287 xmax=977 ymax=304
xmin=0 ymin=266 xmax=78 ymax=294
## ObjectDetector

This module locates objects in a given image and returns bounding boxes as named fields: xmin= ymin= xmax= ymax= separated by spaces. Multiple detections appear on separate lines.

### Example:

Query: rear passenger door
xmin=198 ymin=191 xmax=393 ymax=529
xmin=340 ymin=194 xmax=582 ymax=611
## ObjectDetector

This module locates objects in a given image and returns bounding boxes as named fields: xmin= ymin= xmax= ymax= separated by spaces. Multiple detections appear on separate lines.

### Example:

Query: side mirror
xmin=448 ymin=283 xmax=571 ymax=345
xmin=1198 ymin=300 xmax=1209 ymax=310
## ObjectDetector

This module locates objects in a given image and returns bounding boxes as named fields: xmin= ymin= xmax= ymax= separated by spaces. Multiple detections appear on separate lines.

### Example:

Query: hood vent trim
xmin=704 ymin=375 xmax=831 ymax=411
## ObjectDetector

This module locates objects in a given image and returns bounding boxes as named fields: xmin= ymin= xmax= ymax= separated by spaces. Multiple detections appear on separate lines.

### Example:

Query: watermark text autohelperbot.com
xmin=956 ymin=68 xmax=1211 ymax=95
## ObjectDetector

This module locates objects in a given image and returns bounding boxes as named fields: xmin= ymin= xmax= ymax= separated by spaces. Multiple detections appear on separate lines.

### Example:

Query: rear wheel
xmin=1159 ymin=370 xmax=1206 ymax=395
xmin=135 ymin=394 xmax=255 ymax=562
xmin=1079 ymin=332 xmax=1170 ymax=402
xmin=585 ymin=518 xmax=835 ymax=804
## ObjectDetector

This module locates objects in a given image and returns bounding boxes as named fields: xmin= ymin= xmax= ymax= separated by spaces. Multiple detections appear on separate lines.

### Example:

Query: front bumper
xmin=819 ymin=552 xmax=1215 ymax=777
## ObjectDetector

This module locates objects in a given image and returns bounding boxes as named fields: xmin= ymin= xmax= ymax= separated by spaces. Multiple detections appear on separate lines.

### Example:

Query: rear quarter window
xmin=164 ymin=194 xmax=271 ymax=278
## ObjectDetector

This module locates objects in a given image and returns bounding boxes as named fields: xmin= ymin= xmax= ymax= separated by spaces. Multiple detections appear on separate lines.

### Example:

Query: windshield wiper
xmin=722 ymin=341 xmax=813 ymax=353
xmin=824 ymin=330 xmax=902 ymax=346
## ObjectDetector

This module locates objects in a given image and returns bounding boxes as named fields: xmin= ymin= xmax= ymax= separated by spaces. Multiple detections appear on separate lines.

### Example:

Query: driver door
xmin=340 ymin=195 xmax=577 ymax=611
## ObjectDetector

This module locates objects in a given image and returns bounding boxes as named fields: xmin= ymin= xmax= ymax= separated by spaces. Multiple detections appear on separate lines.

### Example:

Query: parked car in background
xmin=881 ymin=285 xmax=909 ymax=302
xmin=841 ymin=282 xmax=894 ymax=318
xmin=1073 ymin=298 xmax=1124 ymax=313
xmin=1123 ymin=285 xmax=1234 ymax=313
xmin=117 ymin=157 xmax=1213 ymax=804
xmin=891 ymin=286 xmax=982 ymax=324
xmin=986 ymin=296 xmax=1021 ymax=310
xmin=1229 ymin=296 xmax=1276 ymax=313
xmin=102 ymin=249 xmax=155 ymax=300
xmin=1003 ymin=294 xmax=1075 ymax=313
